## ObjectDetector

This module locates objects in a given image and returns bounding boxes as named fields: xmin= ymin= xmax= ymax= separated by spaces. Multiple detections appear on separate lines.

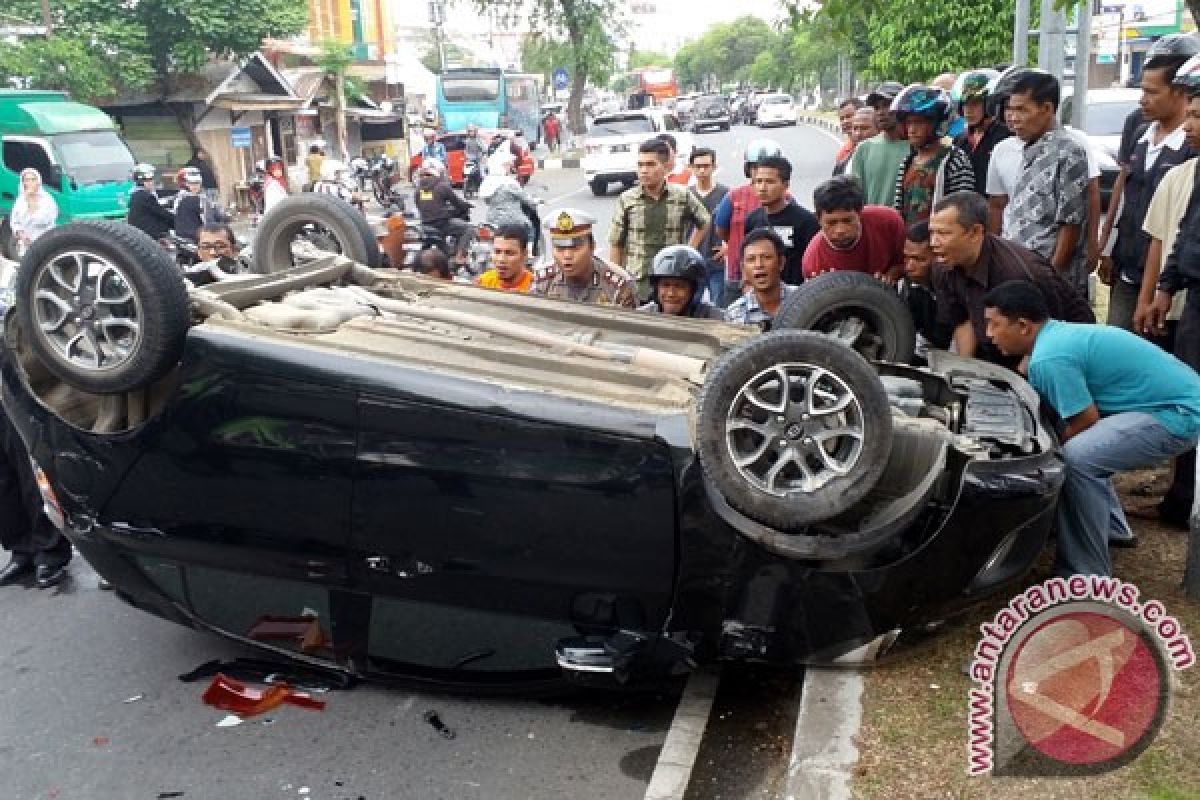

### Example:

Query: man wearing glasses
xmin=197 ymin=224 xmax=241 ymax=261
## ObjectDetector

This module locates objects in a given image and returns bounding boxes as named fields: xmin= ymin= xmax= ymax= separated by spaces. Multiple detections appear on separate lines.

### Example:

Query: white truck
xmin=581 ymin=109 xmax=693 ymax=196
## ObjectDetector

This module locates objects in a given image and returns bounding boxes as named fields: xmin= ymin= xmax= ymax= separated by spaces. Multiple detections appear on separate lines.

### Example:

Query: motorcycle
xmin=368 ymin=155 xmax=400 ymax=208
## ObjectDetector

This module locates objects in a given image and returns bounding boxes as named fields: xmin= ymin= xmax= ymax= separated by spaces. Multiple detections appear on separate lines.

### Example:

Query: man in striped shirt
xmin=609 ymin=138 xmax=711 ymax=300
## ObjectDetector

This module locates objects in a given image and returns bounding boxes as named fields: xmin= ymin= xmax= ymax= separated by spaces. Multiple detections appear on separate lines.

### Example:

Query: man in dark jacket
xmin=125 ymin=163 xmax=174 ymax=240
xmin=952 ymin=69 xmax=1012 ymax=195
xmin=414 ymin=160 xmax=473 ymax=260
xmin=930 ymin=191 xmax=1093 ymax=368
xmin=186 ymin=148 xmax=220 ymax=205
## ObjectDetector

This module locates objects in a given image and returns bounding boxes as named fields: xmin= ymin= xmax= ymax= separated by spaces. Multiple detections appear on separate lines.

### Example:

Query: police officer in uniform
xmin=532 ymin=209 xmax=637 ymax=308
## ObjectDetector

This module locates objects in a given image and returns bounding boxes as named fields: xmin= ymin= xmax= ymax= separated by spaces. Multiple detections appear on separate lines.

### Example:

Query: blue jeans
xmin=1056 ymin=412 xmax=1197 ymax=577
xmin=705 ymin=269 xmax=725 ymax=309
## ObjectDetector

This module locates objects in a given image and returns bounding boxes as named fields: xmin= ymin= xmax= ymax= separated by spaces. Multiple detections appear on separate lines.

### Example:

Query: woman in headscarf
xmin=9 ymin=168 xmax=58 ymax=255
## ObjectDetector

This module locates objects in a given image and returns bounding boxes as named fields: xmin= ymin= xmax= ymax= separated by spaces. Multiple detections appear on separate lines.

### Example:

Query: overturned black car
xmin=0 ymin=197 xmax=1063 ymax=689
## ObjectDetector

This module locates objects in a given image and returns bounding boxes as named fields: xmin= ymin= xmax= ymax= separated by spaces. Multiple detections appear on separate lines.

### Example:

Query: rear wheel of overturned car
xmin=697 ymin=330 xmax=893 ymax=530
xmin=16 ymin=221 xmax=190 ymax=395
xmin=252 ymin=193 xmax=381 ymax=274
xmin=773 ymin=271 xmax=916 ymax=363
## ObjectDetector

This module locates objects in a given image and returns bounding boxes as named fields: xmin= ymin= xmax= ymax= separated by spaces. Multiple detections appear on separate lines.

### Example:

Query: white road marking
xmin=801 ymin=120 xmax=847 ymax=147
xmin=785 ymin=668 xmax=864 ymax=800
xmin=644 ymin=666 xmax=721 ymax=800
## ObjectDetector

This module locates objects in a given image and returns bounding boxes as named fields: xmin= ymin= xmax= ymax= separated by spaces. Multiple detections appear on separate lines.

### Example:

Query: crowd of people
xmin=408 ymin=42 xmax=1200 ymax=582
xmin=10 ymin=43 xmax=1200 ymax=588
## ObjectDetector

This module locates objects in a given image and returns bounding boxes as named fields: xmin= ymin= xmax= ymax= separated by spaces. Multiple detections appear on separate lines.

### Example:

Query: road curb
xmin=644 ymin=666 xmax=721 ymax=800
xmin=799 ymin=114 xmax=846 ymax=139
xmin=785 ymin=668 xmax=864 ymax=800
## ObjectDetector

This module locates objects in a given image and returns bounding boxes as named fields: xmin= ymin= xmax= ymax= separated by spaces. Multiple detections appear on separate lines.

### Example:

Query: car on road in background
xmin=2 ymin=206 xmax=1066 ymax=690
xmin=1060 ymin=87 xmax=1140 ymax=209
xmin=408 ymin=128 xmax=515 ymax=186
xmin=582 ymin=109 xmax=693 ymax=196
xmin=756 ymin=93 xmax=798 ymax=127
xmin=689 ymin=95 xmax=731 ymax=132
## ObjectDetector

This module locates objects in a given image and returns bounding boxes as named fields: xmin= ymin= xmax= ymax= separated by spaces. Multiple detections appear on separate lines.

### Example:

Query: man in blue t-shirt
xmin=983 ymin=280 xmax=1200 ymax=577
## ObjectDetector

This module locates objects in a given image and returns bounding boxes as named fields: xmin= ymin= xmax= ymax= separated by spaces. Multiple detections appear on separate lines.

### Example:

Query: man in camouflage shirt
xmin=998 ymin=68 xmax=1091 ymax=297
xmin=532 ymin=209 xmax=637 ymax=308
xmin=609 ymin=138 xmax=711 ymax=300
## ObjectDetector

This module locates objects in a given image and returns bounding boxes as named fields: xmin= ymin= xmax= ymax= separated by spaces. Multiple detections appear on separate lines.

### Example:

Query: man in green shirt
xmin=851 ymin=81 xmax=912 ymax=206
xmin=610 ymin=138 xmax=711 ymax=300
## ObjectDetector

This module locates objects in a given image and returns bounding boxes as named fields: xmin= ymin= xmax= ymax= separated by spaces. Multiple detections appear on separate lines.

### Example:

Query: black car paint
xmin=2 ymin=320 xmax=1064 ymax=685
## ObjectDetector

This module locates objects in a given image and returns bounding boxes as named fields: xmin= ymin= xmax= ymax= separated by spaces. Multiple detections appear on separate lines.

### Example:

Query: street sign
xmin=553 ymin=68 xmax=569 ymax=91
xmin=230 ymin=127 xmax=252 ymax=148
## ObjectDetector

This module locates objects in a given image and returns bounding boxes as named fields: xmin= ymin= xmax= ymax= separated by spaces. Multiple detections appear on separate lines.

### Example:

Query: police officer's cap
xmin=546 ymin=208 xmax=596 ymax=247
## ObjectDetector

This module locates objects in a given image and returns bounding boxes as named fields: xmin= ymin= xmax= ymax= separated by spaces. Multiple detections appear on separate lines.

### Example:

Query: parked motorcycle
xmin=463 ymin=158 xmax=483 ymax=199
xmin=369 ymin=155 xmax=400 ymax=208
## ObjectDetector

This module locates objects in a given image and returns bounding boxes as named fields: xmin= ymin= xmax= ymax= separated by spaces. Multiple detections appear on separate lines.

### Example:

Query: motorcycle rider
xmin=173 ymin=166 xmax=226 ymax=242
xmin=126 ymin=163 xmax=175 ymax=240
xmin=712 ymin=138 xmax=786 ymax=304
xmin=420 ymin=130 xmax=448 ymax=164
xmin=890 ymin=85 xmax=976 ymax=225
xmin=415 ymin=159 xmax=474 ymax=262
xmin=951 ymin=69 xmax=1010 ymax=194
xmin=463 ymin=124 xmax=488 ymax=195
xmin=313 ymin=159 xmax=363 ymax=208
xmin=638 ymin=245 xmax=724 ymax=319
xmin=480 ymin=169 xmax=541 ymax=257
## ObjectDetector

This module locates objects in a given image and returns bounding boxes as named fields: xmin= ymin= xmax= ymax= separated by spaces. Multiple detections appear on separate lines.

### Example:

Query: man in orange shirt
xmin=657 ymin=133 xmax=693 ymax=186
xmin=476 ymin=224 xmax=534 ymax=292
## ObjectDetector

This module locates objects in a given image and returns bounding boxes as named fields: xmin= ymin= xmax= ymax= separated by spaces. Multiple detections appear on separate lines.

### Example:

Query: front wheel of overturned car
xmin=697 ymin=330 xmax=893 ymax=530
xmin=15 ymin=221 xmax=190 ymax=395
xmin=773 ymin=271 xmax=916 ymax=363
xmin=252 ymin=193 xmax=381 ymax=274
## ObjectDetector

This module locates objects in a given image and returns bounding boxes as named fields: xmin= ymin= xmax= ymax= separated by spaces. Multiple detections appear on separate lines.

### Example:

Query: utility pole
xmin=1039 ymin=0 xmax=1067 ymax=82
xmin=39 ymin=0 xmax=52 ymax=33
xmin=1014 ymin=0 xmax=1030 ymax=66
xmin=429 ymin=0 xmax=447 ymax=72
xmin=1071 ymin=0 xmax=1091 ymax=130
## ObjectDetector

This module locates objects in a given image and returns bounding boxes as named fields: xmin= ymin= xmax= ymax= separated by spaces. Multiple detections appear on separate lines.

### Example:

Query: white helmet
xmin=419 ymin=158 xmax=446 ymax=177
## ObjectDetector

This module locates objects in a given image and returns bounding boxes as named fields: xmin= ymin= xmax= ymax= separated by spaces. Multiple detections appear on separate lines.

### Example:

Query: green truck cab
xmin=0 ymin=90 xmax=136 ymax=256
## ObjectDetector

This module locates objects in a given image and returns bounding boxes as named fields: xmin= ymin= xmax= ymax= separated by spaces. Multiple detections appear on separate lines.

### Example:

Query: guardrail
xmin=799 ymin=114 xmax=845 ymax=139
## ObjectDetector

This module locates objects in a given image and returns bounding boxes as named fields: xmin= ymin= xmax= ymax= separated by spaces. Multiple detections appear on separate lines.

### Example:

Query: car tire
xmin=773 ymin=272 xmax=916 ymax=363
xmin=589 ymin=179 xmax=607 ymax=196
xmin=0 ymin=217 xmax=16 ymax=261
xmin=15 ymin=221 xmax=190 ymax=394
xmin=697 ymin=330 xmax=893 ymax=529
xmin=253 ymin=193 xmax=380 ymax=274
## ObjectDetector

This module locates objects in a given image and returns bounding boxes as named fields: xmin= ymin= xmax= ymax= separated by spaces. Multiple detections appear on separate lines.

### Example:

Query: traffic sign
xmin=230 ymin=127 xmax=252 ymax=148
xmin=553 ymin=68 xmax=569 ymax=91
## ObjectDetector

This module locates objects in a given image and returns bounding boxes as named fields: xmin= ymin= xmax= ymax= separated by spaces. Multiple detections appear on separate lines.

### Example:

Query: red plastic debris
xmin=92 ymin=736 xmax=109 ymax=747
xmin=201 ymin=672 xmax=326 ymax=717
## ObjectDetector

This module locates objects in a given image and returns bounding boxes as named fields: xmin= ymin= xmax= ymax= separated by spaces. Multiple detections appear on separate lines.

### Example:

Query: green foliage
xmin=629 ymin=49 xmax=671 ymax=70
xmin=419 ymin=32 xmax=473 ymax=73
xmin=676 ymin=14 xmax=838 ymax=92
xmin=808 ymin=0 xmax=1014 ymax=83
xmin=0 ymin=0 xmax=308 ymax=102
xmin=315 ymin=39 xmax=353 ymax=76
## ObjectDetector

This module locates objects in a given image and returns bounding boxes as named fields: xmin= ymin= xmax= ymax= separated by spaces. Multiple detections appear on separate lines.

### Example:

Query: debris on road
xmin=122 ymin=694 xmax=144 ymax=704
xmin=423 ymin=710 xmax=456 ymax=740
xmin=201 ymin=673 xmax=327 ymax=717
xmin=216 ymin=715 xmax=243 ymax=728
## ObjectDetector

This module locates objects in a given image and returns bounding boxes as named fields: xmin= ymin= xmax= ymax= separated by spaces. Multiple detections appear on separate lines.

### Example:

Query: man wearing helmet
xmin=420 ymin=130 xmax=448 ymax=164
xmin=1102 ymin=33 xmax=1198 ymax=336
xmin=890 ymin=85 xmax=976 ymax=225
xmin=996 ymin=68 xmax=1092 ymax=297
xmin=638 ymin=245 xmax=724 ymax=319
xmin=850 ymin=81 xmax=911 ymax=207
xmin=712 ymin=138 xmax=784 ymax=303
xmin=126 ymin=163 xmax=175 ymax=240
xmin=172 ymin=166 xmax=226 ymax=242
xmin=415 ymin=158 xmax=474 ymax=262
xmin=951 ymin=69 xmax=1010 ymax=194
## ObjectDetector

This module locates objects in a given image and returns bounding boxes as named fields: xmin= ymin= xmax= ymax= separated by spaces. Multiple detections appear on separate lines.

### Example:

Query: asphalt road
xmin=1 ymin=122 xmax=840 ymax=800
xmin=521 ymin=120 xmax=843 ymax=254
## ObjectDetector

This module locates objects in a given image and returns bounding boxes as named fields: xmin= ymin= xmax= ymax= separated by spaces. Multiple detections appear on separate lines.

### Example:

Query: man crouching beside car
xmin=638 ymin=245 xmax=724 ymax=319
xmin=983 ymin=280 xmax=1200 ymax=578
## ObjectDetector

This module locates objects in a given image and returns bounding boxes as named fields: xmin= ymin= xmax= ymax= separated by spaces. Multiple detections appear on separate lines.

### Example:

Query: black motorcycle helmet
xmin=1145 ymin=32 xmax=1200 ymax=70
xmin=649 ymin=245 xmax=707 ymax=314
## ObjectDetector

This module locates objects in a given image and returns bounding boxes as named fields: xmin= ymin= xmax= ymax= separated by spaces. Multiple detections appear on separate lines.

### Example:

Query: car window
xmin=51 ymin=131 xmax=135 ymax=185
xmin=1083 ymin=101 xmax=1137 ymax=136
xmin=442 ymin=136 xmax=466 ymax=152
xmin=590 ymin=117 xmax=655 ymax=136
xmin=2 ymin=139 xmax=55 ymax=187
xmin=765 ymin=96 xmax=791 ymax=105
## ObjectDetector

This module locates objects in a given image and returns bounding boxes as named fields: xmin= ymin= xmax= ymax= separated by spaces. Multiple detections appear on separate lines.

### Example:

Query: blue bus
xmin=436 ymin=68 xmax=506 ymax=132
xmin=435 ymin=69 xmax=542 ymax=144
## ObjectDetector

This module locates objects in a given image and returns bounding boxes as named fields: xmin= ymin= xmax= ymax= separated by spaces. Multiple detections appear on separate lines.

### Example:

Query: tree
xmin=673 ymin=15 xmax=778 ymax=90
xmin=475 ymin=0 xmax=621 ymax=134
xmin=316 ymin=40 xmax=352 ymax=160
xmin=419 ymin=31 xmax=474 ymax=73
xmin=0 ymin=0 xmax=306 ymax=106
xmin=629 ymin=49 xmax=671 ymax=70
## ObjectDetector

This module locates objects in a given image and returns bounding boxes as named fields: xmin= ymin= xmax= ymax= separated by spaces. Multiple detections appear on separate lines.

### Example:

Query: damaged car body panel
xmin=0 ymin=214 xmax=1065 ymax=688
